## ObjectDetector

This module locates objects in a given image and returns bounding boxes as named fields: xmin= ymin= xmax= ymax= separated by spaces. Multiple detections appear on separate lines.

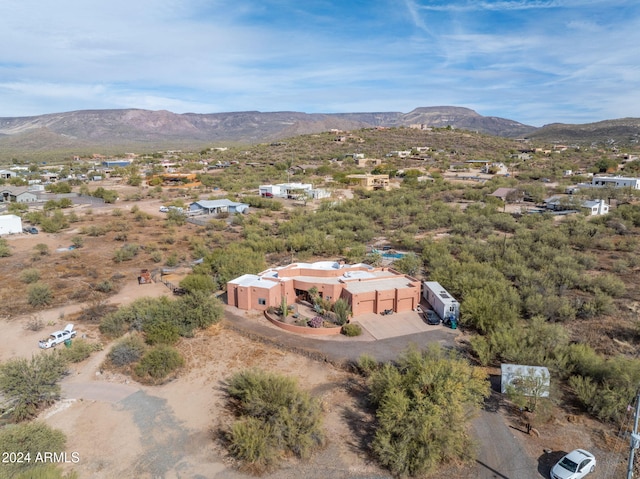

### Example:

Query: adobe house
xmin=345 ymin=174 xmax=390 ymax=191
xmin=227 ymin=261 xmax=421 ymax=317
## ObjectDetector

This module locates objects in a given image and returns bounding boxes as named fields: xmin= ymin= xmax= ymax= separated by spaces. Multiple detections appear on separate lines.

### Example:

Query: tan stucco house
xmin=227 ymin=261 xmax=421 ymax=317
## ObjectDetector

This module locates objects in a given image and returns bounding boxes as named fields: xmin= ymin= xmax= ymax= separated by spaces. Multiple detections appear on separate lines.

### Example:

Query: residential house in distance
xmin=0 ymin=186 xmax=39 ymax=203
xmin=227 ymin=261 xmax=421 ymax=317
xmin=488 ymin=187 xmax=522 ymax=202
xmin=258 ymin=183 xmax=331 ymax=200
xmin=345 ymin=174 xmax=390 ymax=191
xmin=544 ymin=196 xmax=609 ymax=216
xmin=102 ymin=159 xmax=132 ymax=168
xmin=354 ymin=158 xmax=382 ymax=168
xmin=188 ymin=199 xmax=249 ymax=215
xmin=0 ymin=169 xmax=17 ymax=180
xmin=591 ymin=176 xmax=640 ymax=189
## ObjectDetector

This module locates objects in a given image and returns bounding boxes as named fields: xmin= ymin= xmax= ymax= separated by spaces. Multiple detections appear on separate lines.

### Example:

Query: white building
xmin=0 ymin=214 xmax=23 ymax=235
xmin=591 ymin=176 xmax=640 ymax=189
xmin=582 ymin=199 xmax=609 ymax=216
xmin=259 ymin=183 xmax=313 ymax=198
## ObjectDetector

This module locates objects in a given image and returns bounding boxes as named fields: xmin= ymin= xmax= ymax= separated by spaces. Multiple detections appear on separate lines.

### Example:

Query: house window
xmin=325 ymin=296 xmax=331 ymax=301
xmin=258 ymin=298 xmax=266 ymax=305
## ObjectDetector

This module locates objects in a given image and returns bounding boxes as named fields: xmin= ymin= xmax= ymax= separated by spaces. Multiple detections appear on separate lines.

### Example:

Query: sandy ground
xmin=1 ymin=281 xmax=391 ymax=479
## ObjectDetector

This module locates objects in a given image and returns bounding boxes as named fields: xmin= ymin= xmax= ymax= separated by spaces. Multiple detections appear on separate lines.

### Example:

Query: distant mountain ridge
xmin=0 ymin=107 xmax=638 ymax=154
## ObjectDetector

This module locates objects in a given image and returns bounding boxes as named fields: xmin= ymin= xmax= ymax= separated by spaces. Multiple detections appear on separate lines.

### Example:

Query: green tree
xmin=179 ymin=273 xmax=216 ymax=294
xmin=392 ymin=252 xmax=422 ymax=277
xmin=0 ymin=422 xmax=73 ymax=478
xmin=367 ymin=345 xmax=489 ymax=477
xmin=0 ymin=353 xmax=69 ymax=421
xmin=206 ymin=243 xmax=267 ymax=289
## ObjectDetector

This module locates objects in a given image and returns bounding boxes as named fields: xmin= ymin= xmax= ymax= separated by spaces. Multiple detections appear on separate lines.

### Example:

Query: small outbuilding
xmin=0 ymin=214 xmax=23 ymax=235
xmin=501 ymin=364 xmax=550 ymax=397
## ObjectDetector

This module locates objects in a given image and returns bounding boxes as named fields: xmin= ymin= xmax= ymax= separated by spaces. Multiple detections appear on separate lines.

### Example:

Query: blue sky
xmin=1 ymin=0 xmax=639 ymax=126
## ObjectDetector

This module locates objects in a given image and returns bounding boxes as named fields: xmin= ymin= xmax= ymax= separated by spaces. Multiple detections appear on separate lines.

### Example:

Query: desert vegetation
xmin=1 ymin=125 xmax=640 ymax=476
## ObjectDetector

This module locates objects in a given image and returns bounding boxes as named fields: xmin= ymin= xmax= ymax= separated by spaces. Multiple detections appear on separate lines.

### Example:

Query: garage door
xmin=397 ymin=297 xmax=415 ymax=312
xmin=377 ymin=298 xmax=394 ymax=313
xmin=357 ymin=299 xmax=375 ymax=315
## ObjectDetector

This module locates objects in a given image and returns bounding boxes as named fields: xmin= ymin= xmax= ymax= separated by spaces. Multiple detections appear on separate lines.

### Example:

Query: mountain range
xmin=1 ymin=106 xmax=639 ymax=155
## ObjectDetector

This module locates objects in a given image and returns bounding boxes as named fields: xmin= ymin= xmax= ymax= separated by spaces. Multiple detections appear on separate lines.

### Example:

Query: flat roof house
xmin=345 ymin=174 xmax=390 ymax=191
xmin=227 ymin=261 xmax=421 ymax=317
xmin=591 ymin=176 xmax=640 ymax=189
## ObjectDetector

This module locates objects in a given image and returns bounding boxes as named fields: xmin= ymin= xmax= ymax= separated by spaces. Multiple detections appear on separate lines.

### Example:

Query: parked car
xmin=23 ymin=226 xmax=38 ymax=234
xmin=159 ymin=206 xmax=169 ymax=212
xmin=261 ymin=192 xmax=273 ymax=197
xmin=425 ymin=310 xmax=441 ymax=325
xmin=38 ymin=324 xmax=77 ymax=349
xmin=550 ymin=449 xmax=595 ymax=479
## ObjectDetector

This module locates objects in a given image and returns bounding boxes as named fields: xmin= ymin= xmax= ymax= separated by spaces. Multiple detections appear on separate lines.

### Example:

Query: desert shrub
xmin=39 ymin=211 xmax=68 ymax=233
xmin=226 ymin=369 xmax=324 ymax=471
xmin=20 ymin=268 xmax=41 ymax=283
xmin=341 ymin=323 xmax=362 ymax=337
xmin=576 ymin=291 xmax=615 ymax=319
xmin=82 ymin=224 xmax=108 ymax=236
xmin=108 ymin=336 xmax=146 ymax=367
xmin=469 ymin=334 xmax=493 ymax=366
xmin=0 ymin=353 xmax=68 ymax=421
xmin=25 ymin=315 xmax=44 ymax=331
xmin=173 ymin=291 xmax=224 ymax=335
xmin=27 ymin=282 xmax=53 ymax=307
xmin=368 ymin=345 xmax=489 ymax=477
xmin=307 ymin=316 xmax=323 ymax=328
xmin=164 ymin=252 xmax=179 ymax=267
xmin=134 ymin=346 xmax=184 ymax=381
xmin=332 ymin=298 xmax=351 ymax=326
xmin=143 ymin=318 xmax=181 ymax=345
xmin=566 ymin=345 xmax=640 ymax=423
xmin=586 ymin=273 xmax=626 ymax=297
xmin=94 ymin=280 xmax=114 ymax=293
xmin=356 ymin=353 xmax=380 ymax=376
xmin=180 ymin=274 xmax=217 ymax=294
xmin=99 ymin=312 xmax=130 ymax=338
xmin=58 ymin=339 xmax=96 ymax=363
xmin=71 ymin=236 xmax=84 ymax=248
xmin=113 ymin=243 xmax=139 ymax=263
xmin=34 ymin=243 xmax=50 ymax=256
xmin=228 ymin=417 xmax=278 ymax=473
xmin=0 ymin=422 xmax=69 ymax=477
xmin=0 ymin=238 xmax=11 ymax=257
xmin=150 ymin=250 xmax=163 ymax=263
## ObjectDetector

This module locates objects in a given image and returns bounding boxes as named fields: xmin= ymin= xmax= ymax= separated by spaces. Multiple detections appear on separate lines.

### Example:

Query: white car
xmin=38 ymin=324 xmax=77 ymax=349
xmin=550 ymin=449 xmax=596 ymax=479
xmin=159 ymin=206 xmax=169 ymax=212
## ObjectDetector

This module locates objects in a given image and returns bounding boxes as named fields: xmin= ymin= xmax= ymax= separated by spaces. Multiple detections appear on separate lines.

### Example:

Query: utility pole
xmin=628 ymin=390 xmax=640 ymax=479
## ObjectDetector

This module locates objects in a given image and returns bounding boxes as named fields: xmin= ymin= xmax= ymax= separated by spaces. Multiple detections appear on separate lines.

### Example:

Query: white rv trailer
xmin=422 ymin=281 xmax=459 ymax=323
